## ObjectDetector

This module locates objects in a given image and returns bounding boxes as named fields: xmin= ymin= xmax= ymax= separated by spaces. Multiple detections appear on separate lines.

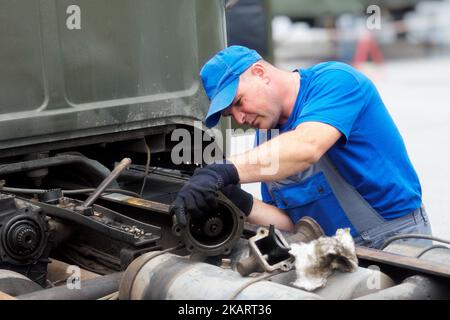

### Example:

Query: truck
xmin=0 ymin=0 xmax=449 ymax=301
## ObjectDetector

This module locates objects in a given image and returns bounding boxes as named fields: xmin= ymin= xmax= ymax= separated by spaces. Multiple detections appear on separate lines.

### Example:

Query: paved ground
xmin=231 ymin=56 xmax=450 ymax=239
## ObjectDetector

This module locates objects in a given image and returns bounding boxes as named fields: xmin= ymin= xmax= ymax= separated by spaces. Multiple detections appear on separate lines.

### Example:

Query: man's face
xmin=221 ymin=66 xmax=281 ymax=129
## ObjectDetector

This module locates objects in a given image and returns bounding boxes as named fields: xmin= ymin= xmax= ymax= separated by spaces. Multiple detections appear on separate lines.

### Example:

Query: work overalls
xmin=258 ymin=132 xmax=432 ymax=249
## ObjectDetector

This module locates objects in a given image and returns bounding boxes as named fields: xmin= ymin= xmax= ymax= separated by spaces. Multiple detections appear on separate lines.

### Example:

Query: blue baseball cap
xmin=200 ymin=46 xmax=262 ymax=128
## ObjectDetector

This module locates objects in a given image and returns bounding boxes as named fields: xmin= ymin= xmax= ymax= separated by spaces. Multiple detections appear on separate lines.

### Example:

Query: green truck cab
xmin=0 ymin=0 xmax=228 ymax=160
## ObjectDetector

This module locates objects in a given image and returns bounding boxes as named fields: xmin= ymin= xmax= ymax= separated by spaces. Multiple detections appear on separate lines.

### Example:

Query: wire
xmin=139 ymin=139 xmax=151 ymax=197
xmin=63 ymin=188 xmax=142 ymax=198
xmin=1 ymin=187 xmax=47 ymax=194
xmin=1 ymin=186 xmax=142 ymax=198
xmin=416 ymin=244 xmax=450 ymax=258
xmin=229 ymin=269 xmax=282 ymax=300
xmin=380 ymin=233 xmax=450 ymax=250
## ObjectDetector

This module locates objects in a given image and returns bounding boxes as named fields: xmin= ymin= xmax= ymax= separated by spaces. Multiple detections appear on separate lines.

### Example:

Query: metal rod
xmin=356 ymin=246 xmax=450 ymax=278
xmin=82 ymin=158 xmax=131 ymax=208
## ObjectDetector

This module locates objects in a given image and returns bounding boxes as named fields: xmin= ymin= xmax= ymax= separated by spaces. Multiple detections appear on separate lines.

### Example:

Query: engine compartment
xmin=1 ymin=133 xmax=450 ymax=300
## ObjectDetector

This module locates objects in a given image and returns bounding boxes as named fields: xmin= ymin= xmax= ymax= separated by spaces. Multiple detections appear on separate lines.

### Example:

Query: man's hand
xmin=170 ymin=163 xmax=240 ymax=225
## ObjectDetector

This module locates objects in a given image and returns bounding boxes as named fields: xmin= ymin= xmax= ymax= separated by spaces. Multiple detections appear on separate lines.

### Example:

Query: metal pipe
xmin=0 ymin=270 xmax=43 ymax=297
xmin=119 ymin=252 xmax=321 ymax=300
xmin=289 ymin=216 xmax=325 ymax=243
xmin=270 ymin=267 xmax=395 ymax=300
xmin=47 ymin=259 xmax=100 ymax=284
xmin=355 ymin=275 xmax=450 ymax=300
xmin=16 ymin=272 xmax=123 ymax=300
xmin=82 ymin=158 xmax=131 ymax=208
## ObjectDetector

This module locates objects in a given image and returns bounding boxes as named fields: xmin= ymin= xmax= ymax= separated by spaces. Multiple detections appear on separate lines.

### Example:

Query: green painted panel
xmin=0 ymin=0 xmax=46 ymax=114
xmin=0 ymin=0 xmax=227 ymax=151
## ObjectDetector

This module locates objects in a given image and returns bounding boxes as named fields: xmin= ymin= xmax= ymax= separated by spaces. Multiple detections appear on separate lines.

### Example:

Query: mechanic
xmin=171 ymin=45 xmax=432 ymax=249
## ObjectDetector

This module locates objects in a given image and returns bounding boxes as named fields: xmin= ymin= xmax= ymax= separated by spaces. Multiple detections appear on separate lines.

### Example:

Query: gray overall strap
xmin=317 ymin=154 xmax=386 ymax=233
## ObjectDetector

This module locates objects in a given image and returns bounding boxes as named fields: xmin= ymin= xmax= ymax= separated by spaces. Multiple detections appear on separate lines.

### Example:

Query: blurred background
xmin=226 ymin=0 xmax=450 ymax=238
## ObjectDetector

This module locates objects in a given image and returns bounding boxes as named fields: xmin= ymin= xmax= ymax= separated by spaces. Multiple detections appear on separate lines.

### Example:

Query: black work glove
xmin=171 ymin=163 xmax=240 ymax=226
xmin=220 ymin=184 xmax=254 ymax=217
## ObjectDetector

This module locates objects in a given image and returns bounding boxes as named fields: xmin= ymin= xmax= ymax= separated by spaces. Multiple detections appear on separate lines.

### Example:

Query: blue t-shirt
xmin=262 ymin=61 xmax=422 ymax=220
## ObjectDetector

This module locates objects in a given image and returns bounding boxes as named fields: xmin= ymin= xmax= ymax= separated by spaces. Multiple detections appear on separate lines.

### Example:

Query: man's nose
xmin=232 ymin=109 xmax=246 ymax=125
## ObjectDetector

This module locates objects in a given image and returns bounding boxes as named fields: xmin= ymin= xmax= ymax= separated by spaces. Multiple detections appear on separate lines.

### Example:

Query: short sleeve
xmin=294 ymin=69 xmax=367 ymax=143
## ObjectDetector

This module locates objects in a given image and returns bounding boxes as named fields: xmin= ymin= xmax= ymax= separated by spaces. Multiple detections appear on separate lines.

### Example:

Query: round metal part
xmin=5 ymin=220 xmax=41 ymax=257
xmin=289 ymin=216 xmax=325 ymax=244
xmin=180 ymin=192 xmax=246 ymax=256
xmin=202 ymin=217 xmax=224 ymax=237
xmin=1 ymin=215 xmax=47 ymax=262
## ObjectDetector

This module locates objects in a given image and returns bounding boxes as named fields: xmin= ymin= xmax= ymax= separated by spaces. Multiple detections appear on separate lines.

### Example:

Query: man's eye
xmin=235 ymin=98 xmax=242 ymax=106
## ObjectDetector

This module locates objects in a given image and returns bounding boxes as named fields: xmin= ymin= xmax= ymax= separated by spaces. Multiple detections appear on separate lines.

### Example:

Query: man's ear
xmin=250 ymin=62 xmax=270 ymax=84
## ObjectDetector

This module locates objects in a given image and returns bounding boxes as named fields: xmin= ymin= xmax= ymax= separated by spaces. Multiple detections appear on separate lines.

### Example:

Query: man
xmin=171 ymin=45 xmax=432 ymax=249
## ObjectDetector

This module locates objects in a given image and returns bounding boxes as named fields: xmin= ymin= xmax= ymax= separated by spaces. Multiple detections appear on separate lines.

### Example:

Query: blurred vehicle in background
xmin=226 ymin=0 xmax=272 ymax=61
xmin=270 ymin=0 xmax=422 ymax=25
xmin=270 ymin=0 xmax=450 ymax=63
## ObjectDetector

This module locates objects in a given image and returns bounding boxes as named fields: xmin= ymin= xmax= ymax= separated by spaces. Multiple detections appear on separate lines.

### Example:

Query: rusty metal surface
xmin=356 ymin=246 xmax=450 ymax=278
xmin=100 ymin=193 xmax=170 ymax=214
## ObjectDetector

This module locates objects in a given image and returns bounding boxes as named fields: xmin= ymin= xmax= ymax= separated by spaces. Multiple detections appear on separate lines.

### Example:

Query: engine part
xmin=16 ymin=272 xmax=123 ymax=300
xmin=237 ymin=217 xmax=324 ymax=276
xmin=0 ymin=270 xmax=43 ymax=296
xmin=173 ymin=192 xmax=246 ymax=256
xmin=289 ymin=215 xmax=325 ymax=243
xmin=38 ymin=189 xmax=63 ymax=205
xmin=237 ymin=225 xmax=292 ymax=276
xmin=99 ymin=192 xmax=171 ymax=215
xmin=29 ymin=196 xmax=160 ymax=247
xmin=0 ymin=194 xmax=51 ymax=286
xmin=119 ymin=252 xmax=321 ymax=300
